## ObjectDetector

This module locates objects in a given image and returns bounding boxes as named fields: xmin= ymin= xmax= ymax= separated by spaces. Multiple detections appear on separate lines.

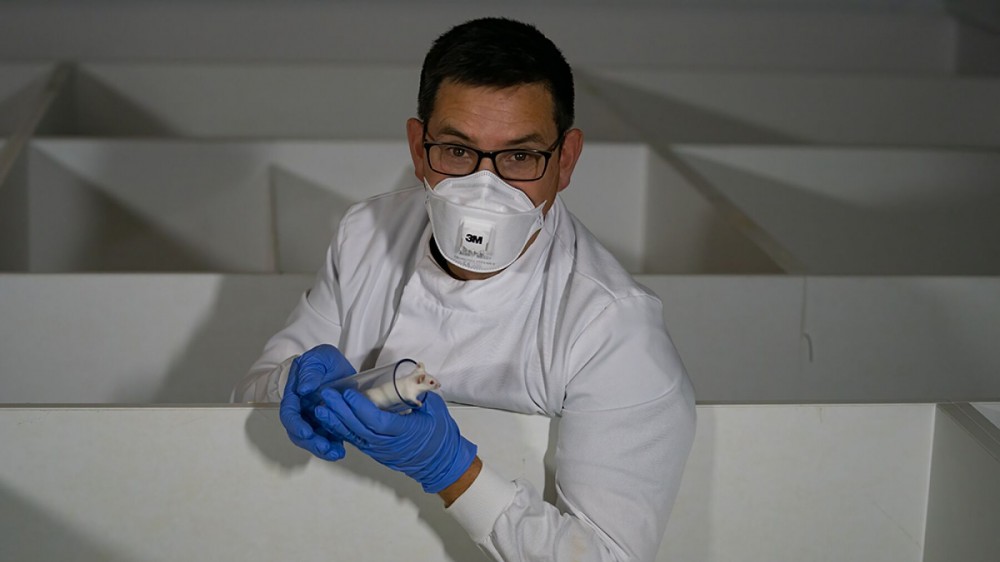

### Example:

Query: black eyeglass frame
xmin=422 ymin=133 xmax=565 ymax=182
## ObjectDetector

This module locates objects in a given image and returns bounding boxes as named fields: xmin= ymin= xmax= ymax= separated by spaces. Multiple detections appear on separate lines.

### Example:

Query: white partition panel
xmin=28 ymin=140 xmax=275 ymax=272
xmin=638 ymin=275 xmax=804 ymax=402
xmin=15 ymin=139 xmax=765 ymax=274
xmin=0 ymin=404 xmax=937 ymax=562
xmin=579 ymin=70 xmax=1000 ymax=147
xmin=0 ymin=6 xmax=955 ymax=72
xmin=23 ymin=139 xmax=414 ymax=273
xmin=0 ymin=274 xmax=309 ymax=404
xmin=802 ymin=277 xmax=1000 ymax=402
xmin=251 ymin=142 xmax=415 ymax=272
xmin=59 ymin=62 xmax=631 ymax=142
xmin=644 ymin=275 xmax=1000 ymax=403
xmin=1 ymin=65 xmax=56 ymax=271
xmin=4 ymin=275 xmax=1000 ymax=405
xmin=974 ymin=402 xmax=1000 ymax=428
xmin=672 ymin=146 xmax=1000 ymax=275
xmin=0 ymin=405 xmax=549 ymax=562
xmin=663 ymin=403 xmax=933 ymax=562
xmin=923 ymin=403 xmax=1000 ymax=562
xmin=0 ymin=63 xmax=52 ymax=135
xmin=641 ymin=148 xmax=785 ymax=274
xmin=558 ymin=143 xmax=648 ymax=272
xmin=69 ymin=63 xmax=421 ymax=139
xmin=0 ymin=138 xmax=31 ymax=271
xmin=6 ymin=274 xmax=801 ymax=405
xmin=46 ymin=65 xmax=1000 ymax=147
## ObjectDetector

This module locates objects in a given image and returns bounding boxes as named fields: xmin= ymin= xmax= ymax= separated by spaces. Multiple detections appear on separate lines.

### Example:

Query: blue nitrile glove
xmin=278 ymin=344 xmax=357 ymax=462
xmin=313 ymin=388 xmax=477 ymax=493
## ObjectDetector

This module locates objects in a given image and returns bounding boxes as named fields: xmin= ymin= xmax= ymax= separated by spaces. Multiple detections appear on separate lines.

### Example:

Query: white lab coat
xmin=235 ymin=185 xmax=696 ymax=561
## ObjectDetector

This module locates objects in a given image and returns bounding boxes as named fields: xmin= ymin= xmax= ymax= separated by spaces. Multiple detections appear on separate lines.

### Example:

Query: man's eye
xmin=500 ymin=151 xmax=538 ymax=164
xmin=446 ymin=147 xmax=468 ymax=158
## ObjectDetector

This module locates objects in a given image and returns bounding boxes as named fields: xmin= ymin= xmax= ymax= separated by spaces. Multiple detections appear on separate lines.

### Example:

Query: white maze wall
xmin=2 ymin=5 xmax=1000 ymax=561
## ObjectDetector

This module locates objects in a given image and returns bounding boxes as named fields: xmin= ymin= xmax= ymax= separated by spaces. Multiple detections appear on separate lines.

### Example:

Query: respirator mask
xmin=424 ymin=170 xmax=545 ymax=274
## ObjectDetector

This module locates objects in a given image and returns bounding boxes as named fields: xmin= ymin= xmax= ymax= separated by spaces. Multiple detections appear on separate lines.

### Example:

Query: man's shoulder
xmin=333 ymin=185 xmax=427 ymax=271
xmin=342 ymin=185 xmax=425 ymax=229
xmin=555 ymin=207 xmax=656 ymax=305
xmin=542 ymin=205 xmax=665 ymax=348
xmin=345 ymin=186 xmax=424 ymax=218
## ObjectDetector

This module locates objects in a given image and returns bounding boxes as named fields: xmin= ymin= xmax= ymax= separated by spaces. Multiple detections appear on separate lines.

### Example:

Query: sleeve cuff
xmin=230 ymin=355 xmax=296 ymax=403
xmin=445 ymin=462 xmax=516 ymax=541
xmin=274 ymin=356 xmax=293 ymax=400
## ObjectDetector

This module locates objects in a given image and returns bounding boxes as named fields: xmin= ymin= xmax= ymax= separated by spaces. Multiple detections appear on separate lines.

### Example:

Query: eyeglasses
xmin=423 ymin=134 xmax=563 ymax=182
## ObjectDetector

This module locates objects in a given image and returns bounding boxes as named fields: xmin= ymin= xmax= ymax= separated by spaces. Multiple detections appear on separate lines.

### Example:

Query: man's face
xmin=407 ymin=80 xmax=583 ymax=217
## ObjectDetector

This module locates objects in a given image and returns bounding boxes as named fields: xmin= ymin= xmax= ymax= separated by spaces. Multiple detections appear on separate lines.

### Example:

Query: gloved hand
xmin=279 ymin=344 xmax=357 ymax=462
xmin=313 ymin=387 xmax=477 ymax=493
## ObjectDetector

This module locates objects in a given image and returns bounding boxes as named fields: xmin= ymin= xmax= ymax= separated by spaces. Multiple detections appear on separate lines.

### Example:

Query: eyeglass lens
xmin=429 ymin=144 xmax=548 ymax=181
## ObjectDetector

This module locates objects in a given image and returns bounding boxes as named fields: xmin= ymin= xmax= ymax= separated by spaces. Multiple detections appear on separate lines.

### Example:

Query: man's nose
xmin=476 ymin=154 xmax=499 ymax=174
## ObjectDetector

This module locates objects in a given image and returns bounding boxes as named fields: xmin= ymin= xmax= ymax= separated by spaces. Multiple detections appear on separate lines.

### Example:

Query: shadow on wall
xmin=270 ymin=162 xmax=420 ymax=273
xmin=0 ymin=482 xmax=134 ymax=562
xmin=242 ymin=407 xmax=491 ymax=561
xmin=270 ymin=163 xmax=357 ymax=274
xmin=678 ymin=152 xmax=1000 ymax=275
xmin=143 ymin=274 xmax=310 ymax=404
xmin=30 ymin=146 xmax=218 ymax=272
xmin=239 ymin=405 xmax=713 ymax=561
xmin=66 ymin=66 xmax=178 ymax=136
xmin=576 ymin=70 xmax=803 ymax=145
xmin=0 ymin=71 xmax=50 ymax=135
xmin=26 ymin=138 xmax=272 ymax=273
xmin=0 ymin=145 xmax=29 ymax=271
xmin=142 ymin=163 xmax=418 ymax=403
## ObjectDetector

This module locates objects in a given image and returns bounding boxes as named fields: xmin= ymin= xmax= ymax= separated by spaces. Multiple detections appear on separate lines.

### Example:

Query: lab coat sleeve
xmin=448 ymin=295 xmax=697 ymax=561
xmin=231 ymin=233 xmax=347 ymax=403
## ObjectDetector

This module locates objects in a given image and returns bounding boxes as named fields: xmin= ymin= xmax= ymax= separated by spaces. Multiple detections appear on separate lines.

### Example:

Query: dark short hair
xmin=417 ymin=17 xmax=574 ymax=136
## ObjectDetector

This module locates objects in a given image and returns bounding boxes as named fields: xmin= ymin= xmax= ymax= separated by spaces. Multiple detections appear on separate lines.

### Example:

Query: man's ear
xmin=406 ymin=118 xmax=427 ymax=181
xmin=556 ymin=128 xmax=584 ymax=192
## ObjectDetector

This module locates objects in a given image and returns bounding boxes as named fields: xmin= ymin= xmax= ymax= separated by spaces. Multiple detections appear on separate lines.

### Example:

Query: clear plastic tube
xmin=301 ymin=358 xmax=439 ymax=415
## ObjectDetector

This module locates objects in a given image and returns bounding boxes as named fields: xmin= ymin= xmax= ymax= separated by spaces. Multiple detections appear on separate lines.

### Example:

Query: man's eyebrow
xmin=506 ymin=133 xmax=548 ymax=147
xmin=432 ymin=126 xmax=549 ymax=148
xmin=434 ymin=126 xmax=473 ymax=143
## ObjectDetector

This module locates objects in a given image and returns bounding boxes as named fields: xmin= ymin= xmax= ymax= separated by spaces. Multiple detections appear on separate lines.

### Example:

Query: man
xmin=235 ymin=17 xmax=695 ymax=561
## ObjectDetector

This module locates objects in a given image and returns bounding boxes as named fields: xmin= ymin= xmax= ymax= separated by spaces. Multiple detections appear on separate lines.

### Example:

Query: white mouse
xmin=364 ymin=363 xmax=440 ymax=410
